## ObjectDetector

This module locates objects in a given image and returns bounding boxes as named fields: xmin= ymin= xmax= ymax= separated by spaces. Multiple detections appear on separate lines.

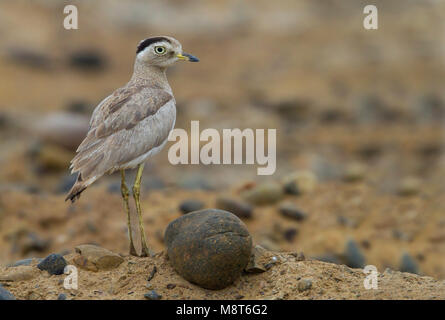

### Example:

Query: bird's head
xmin=135 ymin=36 xmax=199 ymax=68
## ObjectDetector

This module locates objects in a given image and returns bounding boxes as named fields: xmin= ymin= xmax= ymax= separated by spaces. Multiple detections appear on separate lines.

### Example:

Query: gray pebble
xmin=400 ymin=252 xmax=420 ymax=275
xmin=179 ymin=199 xmax=204 ymax=214
xmin=297 ymin=279 xmax=312 ymax=292
xmin=0 ymin=284 xmax=15 ymax=300
xmin=215 ymin=197 xmax=253 ymax=219
xmin=279 ymin=203 xmax=307 ymax=221
xmin=144 ymin=290 xmax=162 ymax=300
xmin=344 ymin=239 xmax=366 ymax=268
xmin=37 ymin=253 xmax=67 ymax=275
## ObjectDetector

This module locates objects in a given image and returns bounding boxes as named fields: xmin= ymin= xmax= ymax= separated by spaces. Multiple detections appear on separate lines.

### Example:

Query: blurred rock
xmin=0 ymin=284 xmax=15 ymax=300
xmin=337 ymin=216 xmax=357 ymax=228
xmin=179 ymin=199 xmax=204 ymax=214
xmin=31 ymin=143 xmax=73 ymax=172
xmin=413 ymin=93 xmax=444 ymax=123
xmin=272 ymin=99 xmax=311 ymax=124
xmin=344 ymin=239 xmax=366 ymax=269
xmin=58 ymin=293 xmax=67 ymax=300
xmin=343 ymin=163 xmax=366 ymax=182
xmin=279 ymin=203 xmax=307 ymax=221
xmin=68 ymin=50 xmax=107 ymax=71
xmin=215 ymin=197 xmax=253 ymax=219
xmin=177 ymin=174 xmax=213 ymax=190
xmin=400 ymin=252 xmax=420 ymax=275
xmin=398 ymin=177 xmax=421 ymax=196
xmin=31 ymin=112 xmax=89 ymax=151
xmin=282 ymin=171 xmax=317 ymax=195
xmin=7 ymin=47 xmax=52 ymax=70
xmin=74 ymin=244 xmax=124 ymax=272
xmin=144 ymin=290 xmax=162 ymax=300
xmin=355 ymin=95 xmax=387 ymax=124
xmin=318 ymin=108 xmax=347 ymax=124
xmin=283 ymin=227 xmax=298 ymax=242
xmin=65 ymin=100 xmax=92 ymax=114
xmin=242 ymin=182 xmax=283 ymax=205
xmin=21 ymin=232 xmax=51 ymax=254
xmin=165 ymin=209 xmax=252 ymax=290
xmin=357 ymin=144 xmax=382 ymax=160
xmin=297 ymin=278 xmax=312 ymax=292
xmin=0 ymin=266 xmax=40 ymax=281
xmin=37 ymin=253 xmax=67 ymax=275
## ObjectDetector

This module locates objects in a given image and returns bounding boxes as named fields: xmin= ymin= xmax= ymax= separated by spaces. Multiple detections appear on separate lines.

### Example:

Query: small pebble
xmin=400 ymin=252 xmax=420 ymax=275
xmin=279 ymin=203 xmax=307 ymax=221
xmin=398 ymin=177 xmax=421 ymax=196
xmin=283 ymin=227 xmax=298 ymax=242
xmin=144 ymin=290 xmax=162 ymax=300
xmin=147 ymin=266 xmax=157 ymax=281
xmin=344 ymin=239 xmax=366 ymax=269
xmin=57 ymin=293 xmax=67 ymax=300
xmin=297 ymin=279 xmax=312 ymax=292
xmin=179 ymin=199 xmax=204 ymax=214
xmin=343 ymin=163 xmax=366 ymax=182
xmin=242 ymin=182 xmax=283 ymax=205
xmin=282 ymin=171 xmax=317 ymax=195
xmin=166 ymin=283 xmax=176 ymax=289
xmin=215 ymin=197 xmax=253 ymax=219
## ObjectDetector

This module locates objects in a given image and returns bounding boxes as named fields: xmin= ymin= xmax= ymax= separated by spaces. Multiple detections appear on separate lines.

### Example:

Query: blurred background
xmin=1 ymin=0 xmax=445 ymax=279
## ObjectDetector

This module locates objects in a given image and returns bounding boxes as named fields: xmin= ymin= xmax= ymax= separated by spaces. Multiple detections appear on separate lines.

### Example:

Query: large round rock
xmin=165 ymin=209 xmax=252 ymax=290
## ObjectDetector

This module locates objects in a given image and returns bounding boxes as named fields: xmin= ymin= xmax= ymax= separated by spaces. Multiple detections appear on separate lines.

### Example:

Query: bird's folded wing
xmin=70 ymin=85 xmax=173 ymax=173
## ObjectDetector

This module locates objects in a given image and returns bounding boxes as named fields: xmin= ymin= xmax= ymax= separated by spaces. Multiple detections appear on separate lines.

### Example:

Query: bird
xmin=65 ymin=36 xmax=199 ymax=256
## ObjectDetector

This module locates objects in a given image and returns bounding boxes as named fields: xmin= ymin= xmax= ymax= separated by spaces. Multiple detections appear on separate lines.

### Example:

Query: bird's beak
xmin=177 ymin=52 xmax=199 ymax=62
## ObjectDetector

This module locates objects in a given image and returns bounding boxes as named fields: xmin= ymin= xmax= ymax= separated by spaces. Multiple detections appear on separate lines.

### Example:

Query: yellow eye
xmin=154 ymin=46 xmax=166 ymax=55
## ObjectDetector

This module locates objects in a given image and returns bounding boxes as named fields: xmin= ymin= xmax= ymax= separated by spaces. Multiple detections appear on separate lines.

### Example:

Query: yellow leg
xmin=121 ymin=170 xmax=137 ymax=256
xmin=132 ymin=163 xmax=153 ymax=257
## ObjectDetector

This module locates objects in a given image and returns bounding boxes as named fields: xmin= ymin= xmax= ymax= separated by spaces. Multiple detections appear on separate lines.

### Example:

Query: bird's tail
xmin=65 ymin=173 xmax=88 ymax=203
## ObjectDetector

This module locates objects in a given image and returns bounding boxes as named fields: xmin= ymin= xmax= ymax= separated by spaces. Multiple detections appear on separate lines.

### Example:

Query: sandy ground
xmin=2 ymin=248 xmax=445 ymax=300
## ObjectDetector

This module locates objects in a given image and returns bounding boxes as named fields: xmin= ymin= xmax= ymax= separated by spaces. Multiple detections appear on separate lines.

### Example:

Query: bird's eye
xmin=154 ymin=46 xmax=166 ymax=55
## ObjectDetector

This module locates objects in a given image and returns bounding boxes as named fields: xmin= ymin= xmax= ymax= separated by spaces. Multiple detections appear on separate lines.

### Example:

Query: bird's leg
xmin=121 ymin=170 xmax=137 ymax=256
xmin=132 ymin=163 xmax=153 ymax=257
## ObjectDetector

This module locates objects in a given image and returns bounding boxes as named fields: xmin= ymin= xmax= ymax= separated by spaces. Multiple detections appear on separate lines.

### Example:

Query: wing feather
xmin=70 ymin=84 xmax=173 ymax=178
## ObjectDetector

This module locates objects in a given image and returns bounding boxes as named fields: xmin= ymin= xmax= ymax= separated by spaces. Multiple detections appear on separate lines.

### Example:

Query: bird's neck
xmin=130 ymin=62 xmax=172 ymax=94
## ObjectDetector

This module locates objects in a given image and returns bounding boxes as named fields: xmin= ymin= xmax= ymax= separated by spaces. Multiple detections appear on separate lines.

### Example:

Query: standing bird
xmin=66 ymin=36 xmax=199 ymax=256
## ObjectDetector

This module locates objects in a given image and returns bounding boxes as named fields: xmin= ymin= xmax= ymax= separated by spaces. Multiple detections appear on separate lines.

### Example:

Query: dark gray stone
xmin=68 ymin=50 xmax=106 ymax=71
xmin=165 ymin=209 xmax=252 ymax=290
xmin=37 ymin=253 xmax=67 ymax=275
xmin=279 ymin=204 xmax=307 ymax=221
xmin=57 ymin=293 xmax=67 ymax=300
xmin=344 ymin=239 xmax=366 ymax=268
xmin=144 ymin=290 xmax=162 ymax=300
xmin=215 ymin=197 xmax=253 ymax=219
xmin=400 ymin=252 xmax=420 ymax=275
xmin=179 ymin=199 xmax=204 ymax=214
